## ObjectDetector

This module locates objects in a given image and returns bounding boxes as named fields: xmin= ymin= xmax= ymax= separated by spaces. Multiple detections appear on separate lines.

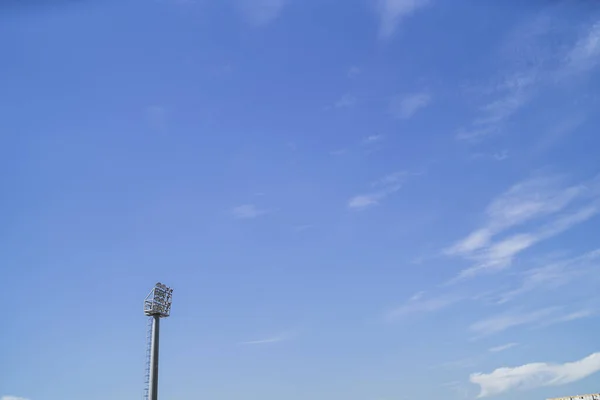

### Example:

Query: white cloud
xmin=389 ymin=92 xmax=431 ymax=119
xmin=347 ymin=171 xmax=408 ymax=210
xmin=348 ymin=194 xmax=383 ymax=210
xmin=489 ymin=343 xmax=518 ymax=353
xmin=236 ymin=0 xmax=287 ymax=26
xmin=334 ymin=94 xmax=358 ymax=109
xmin=377 ymin=0 xmax=430 ymax=39
xmin=446 ymin=175 xmax=599 ymax=281
xmin=470 ymin=352 xmax=600 ymax=397
xmin=2 ymin=397 xmax=29 ymax=400
xmin=458 ymin=205 xmax=599 ymax=280
xmin=231 ymin=204 xmax=267 ymax=219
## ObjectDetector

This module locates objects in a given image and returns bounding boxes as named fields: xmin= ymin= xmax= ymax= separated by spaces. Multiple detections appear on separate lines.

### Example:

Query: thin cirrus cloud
xmin=470 ymin=352 xmax=600 ymax=397
xmin=563 ymin=20 xmax=600 ymax=74
xmin=386 ymin=174 xmax=600 ymax=322
xmin=334 ymin=94 xmax=358 ymax=109
xmin=386 ymin=247 xmax=600 ymax=322
xmin=469 ymin=306 xmax=593 ymax=337
xmin=377 ymin=0 xmax=431 ymax=39
xmin=495 ymin=248 xmax=600 ymax=304
xmin=386 ymin=292 xmax=461 ymax=321
xmin=445 ymin=174 xmax=600 ymax=282
xmin=362 ymin=134 xmax=384 ymax=144
xmin=456 ymin=73 xmax=535 ymax=141
xmin=457 ymin=14 xmax=600 ymax=141
xmin=469 ymin=307 xmax=557 ymax=337
xmin=239 ymin=331 xmax=293 ymax=345
xmin=389 ymin=92 xmax=431 ymax=119
xmin=231 ymin=204 xmax=267 ymax=219
xmin=489 ymin=343 xmax=518 ymax=353
xmin=347 ymin=171 xmax=408 ymax=210
xmin=235 ymin=0 xmax=287 ymax=26
xmin=1 ymin=397 xmax=29 ymax=400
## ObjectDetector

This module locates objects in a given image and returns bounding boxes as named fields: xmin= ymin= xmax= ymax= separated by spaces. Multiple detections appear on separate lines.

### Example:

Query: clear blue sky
xmin=1 ymin=1 xmax=600 ymax=400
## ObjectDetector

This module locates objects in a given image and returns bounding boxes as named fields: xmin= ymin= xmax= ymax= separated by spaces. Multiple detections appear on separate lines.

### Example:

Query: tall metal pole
xmin=148 ymin=315 xmax=160 ymax=400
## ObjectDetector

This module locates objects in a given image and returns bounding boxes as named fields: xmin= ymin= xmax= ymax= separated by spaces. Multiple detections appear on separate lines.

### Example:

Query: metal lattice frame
xmin=144 ymin=283 xmax=173 ymax=317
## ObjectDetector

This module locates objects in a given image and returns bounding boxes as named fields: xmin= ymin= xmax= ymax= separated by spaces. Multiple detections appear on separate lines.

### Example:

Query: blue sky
xmin=1 ymin=0 xmax=600 ymax=400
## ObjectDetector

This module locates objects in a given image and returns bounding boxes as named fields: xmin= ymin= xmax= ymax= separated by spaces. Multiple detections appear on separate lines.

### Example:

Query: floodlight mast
xmin=143 ymin=283 xmax=173 ymax=400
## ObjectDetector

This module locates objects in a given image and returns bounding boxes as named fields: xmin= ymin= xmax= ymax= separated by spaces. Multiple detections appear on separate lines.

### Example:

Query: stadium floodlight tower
xmin=143 ymin=283 xmax=173 ymax=400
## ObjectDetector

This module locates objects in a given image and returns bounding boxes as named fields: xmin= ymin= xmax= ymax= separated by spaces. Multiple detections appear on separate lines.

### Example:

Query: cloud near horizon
xmin=470 ymin=352 xmax=600 ymax=397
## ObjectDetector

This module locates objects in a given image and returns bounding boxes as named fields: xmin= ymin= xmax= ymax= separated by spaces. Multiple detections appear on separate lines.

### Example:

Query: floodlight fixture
xmin=143 ymin=282 xmax=173 ymax=400
xmin=144 ymin=282 xmax=173 ymax=318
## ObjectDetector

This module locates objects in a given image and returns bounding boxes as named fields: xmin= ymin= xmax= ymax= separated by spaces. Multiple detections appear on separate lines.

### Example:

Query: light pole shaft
xmin=149 ymin=315 xmax=160 ymax=400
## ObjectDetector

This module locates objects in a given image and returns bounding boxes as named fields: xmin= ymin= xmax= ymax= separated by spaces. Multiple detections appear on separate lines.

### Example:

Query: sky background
xmin=1 ymin=1 xmax=600 ymax=400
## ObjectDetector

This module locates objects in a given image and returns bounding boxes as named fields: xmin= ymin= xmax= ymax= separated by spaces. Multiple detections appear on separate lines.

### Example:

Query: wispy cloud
xmin=457 ymin=12 xmax=600 ymax=142
xmin=293 ymin=224 xmax=313 ymax=232
xmin=389 ymin=92 xmax=431 ymax=119
xmin=1 ymin=397 xmax=30 ymax=400
xmin=334 ymin=94 xmax=358 ymax=109
xmin=495 ymin=249 xmax=600 ymax=304
xmin=363 ymin=134 xmax=384 ymax=144
xmin=471 ymin=150 xmax=511 ymax=162
xmin=386 ymin=292 xmax=461 ymax=320
xmin=445 ymin=174 xmax=600 ymax=281
xmin=239 ymin=331 xmax=294 ymax=345
xmin=235 ymin=0 xmax=287 ymax=26
xmin=231 ymin=204 xmax=267 ymax=219
xmin=348 ymin=171 xmax=408 ymax=210
xmin=455 ymin=206 xmax=598 ymax=280
xmin=564 ymin=20 xmax=600 ymax=74
xmin=470 ymin=352 xmax=600 ymax=397
xmin=469 ymin=306 xmax=593 ymax=337
xmin=489 ymin=343 xmax=518 ymax=353
xmin=470 ymin=307 xmax=558 ymax=336
xmin=377 ymin=0 xmax=431 ymax=39
xmin=457 ymin=73 xmax=535 ymax=141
